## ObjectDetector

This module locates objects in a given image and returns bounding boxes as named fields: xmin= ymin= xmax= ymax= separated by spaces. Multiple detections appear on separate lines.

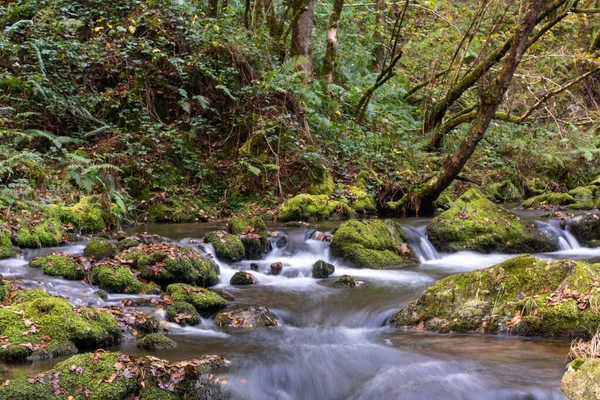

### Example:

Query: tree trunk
xmin=396 ymin=0 xmax=545 ymax=215
xmin=321 ymin=0 xmax=344 ymax=83
xmin=208 ymin=0 xmax=219 ymax=17
xmin=371 ymin=0 xmax=386 ymax=71
xmin=291 ymin=0 xmax=315 ymax=74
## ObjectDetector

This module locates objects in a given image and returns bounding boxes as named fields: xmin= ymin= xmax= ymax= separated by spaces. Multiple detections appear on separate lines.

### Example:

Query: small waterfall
xmin=403 ymin=225 xmax=440 ymax=262
xmin=538 ymin=221 xmax=581 ymax=250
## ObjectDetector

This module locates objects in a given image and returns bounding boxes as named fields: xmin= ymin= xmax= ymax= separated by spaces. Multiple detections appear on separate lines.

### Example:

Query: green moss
xmin=55 ymin=196 xmax=106 ymax=233
xmin=230 ymin=271 xmax=259 ymax=285
xmin=568 ymin=186 xmax=595 ymax=198
xmin=146 ymin=196 xmax=208 ymax=223
xmin=428 ymin=188 xmax=556 ymax=253
xmin=0 ymin=279 xmax=10 ymax=302
xmin=0 ymin=229 xmax=16 ymax=259
xmin=312 ymin=260 xmax=335 ymax=278
xmin=228 ymin=216 xmax=269 ymax=252
xmin=205 ymin=231 xmax=245 ymax=262
xmin=117 ymin=237 xmax=140 ymax=251
xmin=572 ymin=358 xmax=585 ymax=371
xmin=0 ymin=290 xmax=120 ymax=361
xmin=349 ymin=186 xmax=377 ymax=214
xmin=166 ymin=301 xmax=201 ymax=325
xmin=92 ymin=265 xmax=159 ymax=294
xmin=488 ymin=180 xmax=522 ymax=202
xmin=15 ymin=215 xmax=63 ymax=248
xmin=84 ymin=237 xmax=118 ymax=258
xmin=307 ymin=166 xmax=335 ymax=195
xmin=137 ymin=333 xmax=176 ymax=350
xmin=567 ymin=198 xmax=596 ymax=210
xmin=331 ymin=219 xmax=417 ymax=269
xmin=30 ymin=254 xmax=85 ymax=280
xmin=392 ymin=256 xmax=600 ymax=337
xmin=522 ymin=192 xmax=576 ymax=208
xmin=28 ymin=340 xmax=78 ymax=360
xmin=278 ymin=194 xmax=350 ymax=221
xmin=166 ymin=283 xmax=229 ymax=317
xmin=333 ymin=274 xmax=358 ymax=287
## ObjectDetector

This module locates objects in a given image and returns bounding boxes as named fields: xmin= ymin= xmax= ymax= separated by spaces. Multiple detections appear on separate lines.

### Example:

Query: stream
xmin=2 ymin=215 xmax=600 ymax=399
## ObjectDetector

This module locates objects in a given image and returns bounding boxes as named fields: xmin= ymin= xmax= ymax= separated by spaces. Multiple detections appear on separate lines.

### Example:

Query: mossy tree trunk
xmin=395 ymin=0 xmax=545 ymax=216
xmin=321 ymin=0 xmax=344 ymax=83
xmin=291 ymin=0 xmax=315 ymax=74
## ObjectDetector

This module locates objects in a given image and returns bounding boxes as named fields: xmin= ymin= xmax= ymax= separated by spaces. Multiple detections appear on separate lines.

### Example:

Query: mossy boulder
xmin=166 ymin=284 xmax=229 ymax=317
xmin=91 ymin=265 xmax=159 ymax=294
xmin=15 ymin=216 xmax=63 ymax=248
xmin=123 ymin=244 xmax=219 ymax=288
xmin=166 ymin=301 xmax=201 ymax=326
xmin=278 ymin=194 xmax=352 ymax=221
xmin=137 ymin=333 xmax=176 ymax=350
xmin=117 ymin=237 xmax=140 ymax=251
xmin=205 ymin=230 xmax=245 ymax=262
xmin=29 ymin=253 xmax=85 ymax=280
xmin=84 ymin=237 xmax=118 ymax=258
xmin=0 ymin=290 xmax=120 ymax=361
xmin=230 ymin=271 xmax=259 ymax=285
xmin=330 ymin=219 xmax=417 ymax=269
xmin=561 ymin=358 xmax=600 ymax=399
xmin=391 ymin=255 xmax=600 ymax=338
xmin=0 ymin=351 xmax=229 ymax=399
xmin=215 ymin=306 xmax=281 ymax=328
xmin=522 ymin=192 xmax=577 ymax=209
xmin=428 ymin=189 xmax=556 ymax=253
xmin=55 ymin=196 xmax=106 ymax=233
xmin=569 ymin=213 xmax=600 ymax=247
xmin=348 ymin=186 xmax=377 ymax=214
xmin=146 ymin=195 xmax=209 ymax=223
xmin=307 ymin=166 xmax=335 ymax=195
xmin=228 ymin=216 xmax=269 ymax=252
xmin=569 ymin=186 xmax=596 ymax=199
xmin=312 ymin=260 xmax=335 ymax=278
xmin=488 ymin=180 xmax=522 ymax=202
xmin=333 ymin=274 xmax=361 ymax=287
xmin=0 ymin=229 xmax=16 ymax=259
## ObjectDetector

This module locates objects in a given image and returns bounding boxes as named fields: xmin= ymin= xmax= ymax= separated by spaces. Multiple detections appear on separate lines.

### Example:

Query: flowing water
xmin=2 ymin=216 xmax=600 ymax=399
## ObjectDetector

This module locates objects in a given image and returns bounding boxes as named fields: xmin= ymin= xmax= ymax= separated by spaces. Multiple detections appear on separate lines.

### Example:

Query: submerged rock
xmin=30 ymin=253 xmax=86 ymax=280
xmin=332 ymin=274 xmax=364 ymax=287
xmin=230 ymin=271 xmax=259 ymax=285
xmin=312 ymin=260 xmax=335 ymax=278
xmin=561 ymin=358 xmax=600 ymax=400
xmin=136 ymin=333 xmax=176 ymax=350
xmin=391 ymin=255 xmax=600 ymax=338
xmin=166 ymin=283 xmax=229 ymax=317
xmin=428 ymin=188 xmax=556 ymax=253
xmin=330 ymin=219 xmax=417 ymax=269
xmin=205 ymin=230 xmax=245 ymax=262
xmin=0 ymin=289 xmax=120 ymax=361
xmin=84 ymin=237 xmax=118 ymax=258
xmin=0 ymin=351 xmax=229 ymax=399
xmin=215 ymin=306 xmax=280 ymax=328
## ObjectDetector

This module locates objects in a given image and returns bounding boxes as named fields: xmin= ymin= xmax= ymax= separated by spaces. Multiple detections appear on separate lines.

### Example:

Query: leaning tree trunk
xmin=291 ymin=0 xmax=315 ymax=74
xmin=321 ymin=0 xmax=344 ymax=83
xmin=395 ymin=0 xmax=545 ymax=215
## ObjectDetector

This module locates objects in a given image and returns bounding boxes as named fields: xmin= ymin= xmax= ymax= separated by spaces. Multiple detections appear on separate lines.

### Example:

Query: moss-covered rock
xmin=0 ymin=290 xmax=120 ymax=361
xmin=55 ymin=196 xmax=106 ymax=233
xmin=145 ymin=195 xmax=209 ymax=223
xmin=333 ymin=274 xmax=361 ymax=287
xmin=166 ymin=284 xmax=229 ymax=317
xmin=312 ymin=260 xmax=335 ymax=278
xmin=522 ymin=192 xmax=577 ymax=209
xmin=136 ymin=333 xmax=176 ymax=350
xmin=428 ymin=189 xmax=557 ymax=253
xmin=228 ymin=216 xmax=269 ymax=252
xmin=488 ymin=180 xmax=523 ymax=202
xmin=561 ymin=358 xmax=600 ymax=399
xmin=0 ymin=279 xmax=10 ymax=302
xmin=215 ymin=306 xmax=281 ymax=328
xmin=569 ymin=186 xmax=595 ymax=199
xmin=278 ymin=194 xmax=352 ymax=221
xmin=166 ymin=301 xmax=201 ymax=326
xmin=230 ymin=271 xmax=259 ymax=285
xmin=15 ymin=215 xmax=63 ymax=248
xmin=0 ymin=229 xmax=16 ymax=259
xmin=567 ymin=198 xmax=597 ymax=211
xmin=117 ymin=237 xmax=140 ymax=251
xmin=84 ymin=237 xmax=117 ymax=258
xmin=91 ymin=265 xmax=159 ymax=294
xmin=330 ymin=219 xmax=417 ymax=269
xmin=569 ymin=213 xmax=600 ymax=247
xmin=307 ymin=166 xmax=335 ymax=195
xmin=391 ymin=255 xmax=600 ymax=338
xmin=348 ymin=186 xmax=377 ymax=214
xmin=0 ymin=351 xmax=229 ymax=399
xmin=29 ymin=253 xmax=85 ymax=280
xmin=123 ymin=244 xmax=219 ymax=288
xmin=101 ymin=307 xmax=159 ymax=337
xmin=205 ymin=230 xmax=245 ymax=262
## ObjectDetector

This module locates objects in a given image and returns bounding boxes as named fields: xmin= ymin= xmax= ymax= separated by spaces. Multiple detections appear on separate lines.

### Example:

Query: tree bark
xmin=371 ymin=0 xmax=386 ymax=71
xmin=291 ymin=0 xmax=315 ymax=74
xmin=208 ymin=0 xmax=219 ymax=17
xmin=395 ymin=0 xmax=545 ymax=215
xmin=321 ymin=0 xmax=344 ymax=83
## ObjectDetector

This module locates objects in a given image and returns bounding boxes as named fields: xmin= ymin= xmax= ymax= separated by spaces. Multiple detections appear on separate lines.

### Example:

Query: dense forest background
xmin=1 ymin=0 xmax=599 ymax=225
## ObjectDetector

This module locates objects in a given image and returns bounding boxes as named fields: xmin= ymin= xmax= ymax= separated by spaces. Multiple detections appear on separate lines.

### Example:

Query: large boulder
xmin=84 ymin=237 xmax=118 ymax=258
xmin=391 ymin=255 xmax=600 ymax=337
xmin=204 ymin=230 xmax=245 ymax=262
xmin=568 ymin=213 xmax=600 ymax=247
xmin=0 ymin=351 xmax=229 ymax=399
xmin=215 ymin=306 xmax=281 ymax=328
xmin=0 ymin=289 xmax=120 ymax=361
xmin=121 ymin=243 xmax=219 ymax=288
xmin=330 ymin=219 xmax=417 ymax=269
xmin=427 ymin=188 xmax=556 ymax=253
xmin=561 ymin=358 xmax=600 ymax=399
